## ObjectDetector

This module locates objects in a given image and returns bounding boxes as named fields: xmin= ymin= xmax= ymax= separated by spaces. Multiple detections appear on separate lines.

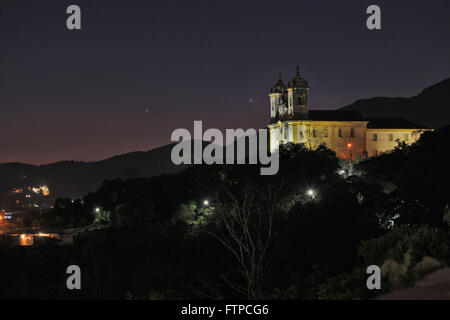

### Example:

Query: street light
xmin=203 ymin=200 xmax=209 ymax=206
xmin=347 ymin=143 xmax=353 ymax=160
xmin=346 ymin=143 xmax=353 ymax=177
xmin=95 ymin=207 xmax=100 ymax=213
xmin=306 ymin=189 xmax=316 ymax=199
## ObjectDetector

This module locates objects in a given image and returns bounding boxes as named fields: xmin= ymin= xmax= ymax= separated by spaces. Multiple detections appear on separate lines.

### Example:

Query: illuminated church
xmin=268 ymin=66 xmax=431 ymax=160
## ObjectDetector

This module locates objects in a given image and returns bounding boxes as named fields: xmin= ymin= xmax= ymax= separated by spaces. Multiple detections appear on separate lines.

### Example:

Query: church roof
xmin=308 ymin=110 xmax=365 ymax=121
xmin=306 ymin=111 xmax=428 ymax=129
xmin=366 ymin=117 xmax=429 ymax=129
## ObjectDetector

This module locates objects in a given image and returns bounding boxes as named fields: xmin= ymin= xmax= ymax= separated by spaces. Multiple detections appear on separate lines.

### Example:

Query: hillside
xmin=339 ymin=78 xmax=450 ymax=129
xmin=0 ymin=143 xmax=188 ymax=205
xmin=2 ymin=78 xmax=448 ymax=207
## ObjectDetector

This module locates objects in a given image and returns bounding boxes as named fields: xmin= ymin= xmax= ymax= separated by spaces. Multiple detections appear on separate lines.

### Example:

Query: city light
xmin=38 ymin=233 xmax=51 ymax=237
xmin=31 ymin=185 xmax=50 ymax=196
xmin=347 ymin=143 xmax=352 ymax=148
xmin=203 ymin=200 xmax=209 ymax=206
xmin=306 ymin=189 xmax=316 ymax=199
xmin=95 ymin=207 xmax=100 ymax=213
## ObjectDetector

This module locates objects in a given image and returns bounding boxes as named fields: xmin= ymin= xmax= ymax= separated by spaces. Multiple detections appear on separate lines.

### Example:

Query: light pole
xmin=347 ymin=143 xmax=352 ymax=161
xmin=347 ymin=143 xmax=352 ymax=177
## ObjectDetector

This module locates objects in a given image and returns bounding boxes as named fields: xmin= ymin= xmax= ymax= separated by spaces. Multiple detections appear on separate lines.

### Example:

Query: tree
xmin=206 ymin=182 xmax=282 ymax=299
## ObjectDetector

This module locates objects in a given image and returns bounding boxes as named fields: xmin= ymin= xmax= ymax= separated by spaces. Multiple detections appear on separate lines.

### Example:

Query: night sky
xmin=1 ymin=0 xmax=449 ymax=164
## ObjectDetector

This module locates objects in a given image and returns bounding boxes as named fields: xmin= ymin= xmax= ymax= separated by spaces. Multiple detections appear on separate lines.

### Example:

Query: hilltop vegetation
xmin=1 ymin=126 xmax=450 ymax=299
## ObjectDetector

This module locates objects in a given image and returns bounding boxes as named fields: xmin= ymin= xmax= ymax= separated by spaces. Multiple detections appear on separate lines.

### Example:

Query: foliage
xmin=2 ymin=128 xmax=450 ymax=299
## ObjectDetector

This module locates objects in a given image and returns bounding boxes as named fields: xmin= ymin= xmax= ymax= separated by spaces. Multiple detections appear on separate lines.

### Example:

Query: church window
xmin=324 ymin=128 xmax=328 ymax=137
xmin=298 ymin=96 xmax=302 ymax=105
xmin=351 ymin=128 xmax=355 ymax=138
xmin=373 ymin=134 xmax=378 ymax=141
xmin=388 ymin=134 xmax=393 ymax=141
xmin=338 ymin=129 xmax=343 ymax=137
xmin=373 ymin=149 xmax=378 ymax=156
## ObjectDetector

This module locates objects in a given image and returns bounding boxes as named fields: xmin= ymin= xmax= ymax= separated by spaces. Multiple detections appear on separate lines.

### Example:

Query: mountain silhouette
xmin=339 ymin=78 xmax=450 ymax=129
xmin=0 ymin=143 xmax=188 ymax=206
xmin=0 ymin=140 xmax=233 ymax=206
xmin=1 ymin=78 xmax=448 ymax=206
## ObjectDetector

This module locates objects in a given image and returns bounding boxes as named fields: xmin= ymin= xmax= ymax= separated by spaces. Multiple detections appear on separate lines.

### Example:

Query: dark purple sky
xmin=1 ymin=0 xmax=449 ymax=164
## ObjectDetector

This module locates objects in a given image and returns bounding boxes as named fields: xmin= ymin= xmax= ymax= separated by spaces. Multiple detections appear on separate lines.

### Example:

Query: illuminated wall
xmin=268 ymin=121 xmax=430 ymax=159
xmin=20 ymin=234 xmax=33 ymax=246
xmin=366 ymin=129 xmax=427 ymax=157
xmin=268 ymin=120 xmax=368 ymax=160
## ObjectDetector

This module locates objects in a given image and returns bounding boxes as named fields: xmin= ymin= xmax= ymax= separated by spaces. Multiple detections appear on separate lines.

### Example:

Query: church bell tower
xmin=287 ymin=65 xmax=309 ymax=120
xmin=269 ymin=73 xmax=287 ymax=123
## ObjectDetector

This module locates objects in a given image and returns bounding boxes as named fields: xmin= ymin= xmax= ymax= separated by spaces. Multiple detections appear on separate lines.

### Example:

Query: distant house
xmin=10 ymin=232 xmax=75 ymax=246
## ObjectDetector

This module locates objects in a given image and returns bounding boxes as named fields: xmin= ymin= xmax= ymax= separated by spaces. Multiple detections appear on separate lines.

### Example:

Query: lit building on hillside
xmin=268 ymin=66 xmax=432 ymax=159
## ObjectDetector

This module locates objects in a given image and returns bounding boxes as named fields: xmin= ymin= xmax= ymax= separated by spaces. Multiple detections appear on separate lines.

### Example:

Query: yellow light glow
xmin=38 ymin=233 xmax=50 ymax=237
xmin=41 ymin=186 xmax=50 ymax=197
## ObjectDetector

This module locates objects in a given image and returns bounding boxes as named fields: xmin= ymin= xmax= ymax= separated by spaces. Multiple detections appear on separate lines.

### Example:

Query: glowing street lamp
xmin=347 ymin=142 xmax=353 ymax=167
xmin=203 ymin=200 xmax=209 ymax=206
xmin=306 ymin=189 xmax=316 ymax=199
xmin=95 ymin=207 xmax=100 ymax=213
